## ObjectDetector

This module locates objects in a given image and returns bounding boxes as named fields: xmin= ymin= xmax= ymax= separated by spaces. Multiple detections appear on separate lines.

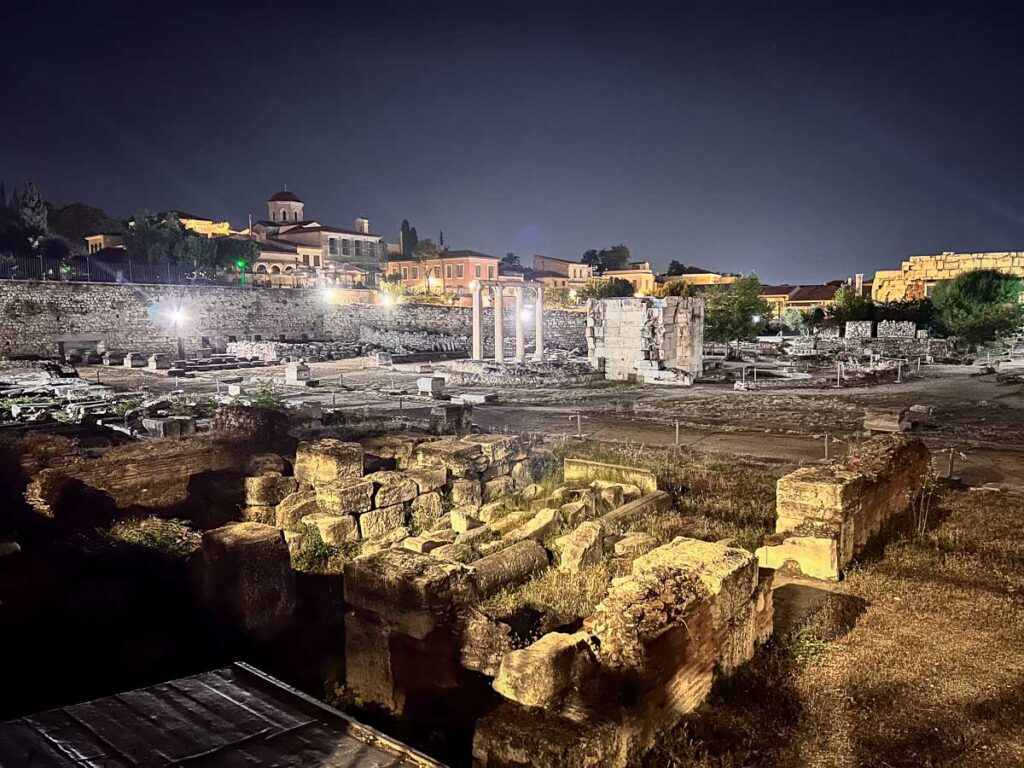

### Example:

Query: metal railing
xmin=0 ymin=255 xmax=236 ymax=285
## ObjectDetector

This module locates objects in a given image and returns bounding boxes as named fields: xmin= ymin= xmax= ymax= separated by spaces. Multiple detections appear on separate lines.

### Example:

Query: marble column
xmin=471 ymin=283 xmax=484 ymax=360
xmin=514 ymin=286 xmax=526 ymax=363
xmin=493 ymin=285 xmax=505 ymax=363
xmin=533 ymin=285 xmax=544 ymax=362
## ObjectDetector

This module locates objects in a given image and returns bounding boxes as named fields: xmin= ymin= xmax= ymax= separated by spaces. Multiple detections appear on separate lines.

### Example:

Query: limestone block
xmin=505 ymin=506 xmax=561 ymax=542
xmin=520 ymin=483 xmax=546 ymax=501
xmin=244 ymin=475 xmax=298 ymax=506
xmin=360 ymin=526 xmax=411 ymax=556
xmin=430 ymin=543 xmax=477 ymax=563
xmin=417 ymin=376 xmax=445 ymax=396
xmin=197 ymin=522 xmax=295 ymax=641
xmin=488 ymin=508 xmax=536 ymax=536
xmin=401 ymin=534 xmax=451 ymax=554
xmin=414 ymin=439 xmax=489 ymax=478
xmin=493 ymin=632 xmax=594 ymax=709
xmin=510 ymin=460 xmax=534 ymax=488
xmin=462 ymin=434 xmax=523 ymax=464
xmin=458 ymin=608 xmax=515 ymax=677
xmin=344 ymin=613 xmax=397 ymax=712
xmin=557 ymin=521 xmax=604 ymax=572
xmin=359 ymin=503 xmax=407 ymax=539
xmin=563 ymin=458 xmax=657 ymax=494
xmin=142 ymin=417 xmax=180 ymax=438
xmin=451 ymin=478 xmax=483 ymax=508
xmin=456 ymin=525 xmax=498 ymax=547
xmin=559 ymin=499 xmax=593 ymax=526
xmin=247 ymin=452 xmax=289 ymax=476
xmin=283 ymin=530 xmax=304 ymax=559
xmin=598 ymin=485 xmax=624 ymax=511
xmin=451 ymin=506 xmax=483 ymax=533
xmin=301 ymin=512 xmax=359 ymax=545
xmin=478 ymin=501 xmax=508 ymax=523
xmin=613 ymin=532 xmax=658 ymax=557
xmin=482 ymin=476 xmax=516 ymax=504
xmin=404 ymin=467 xmax=447 ymax=494
xmin=294 ymin=439 xmax=363 ymax=486
xmin=410 ymin=491 xmax=445 ymax=524
xmin=343 ymin=548 xmax=478 ymax=638
xmin=365 ymin=470 xmax=418 ymax=508
xmin=599 ymin=491 xmax=671 ymax=534
xmin=472 ymin=539 xmax=550 ymax=597
xmin=275 ymin=489 xmax=320 ymax=529
xmin=240 ymin=505 xmax=275 ymax=526
xmin=316 ymin=477 xmax=374 ymax=515
xmin=755 ymin=536 xmax=840 ymax=581
xmin=360 ymin=434 xmax=421 ymax=471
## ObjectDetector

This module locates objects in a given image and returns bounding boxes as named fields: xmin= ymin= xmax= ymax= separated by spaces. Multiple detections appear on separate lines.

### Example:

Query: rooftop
xmin=0 ymin=662 xmax=440 ymax=767
xmin=268 ymin=190 xmax=303 ymax=203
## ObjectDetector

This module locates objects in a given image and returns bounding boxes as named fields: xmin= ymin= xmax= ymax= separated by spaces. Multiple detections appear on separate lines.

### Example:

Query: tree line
xmin=0 ymin=179 xmax=256 ymax=271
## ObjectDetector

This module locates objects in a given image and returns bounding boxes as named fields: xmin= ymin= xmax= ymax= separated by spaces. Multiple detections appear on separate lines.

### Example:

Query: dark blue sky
xmin=3 ymin=0 xmax=1024 ymax=282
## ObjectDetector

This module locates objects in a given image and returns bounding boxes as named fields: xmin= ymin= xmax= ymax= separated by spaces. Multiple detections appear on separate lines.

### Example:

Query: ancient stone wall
xmin=872 ymin=251 xmax=1024 ymax=302
xmin=586 ymin=296 xmax=703 ymax=383
xmin=755 ymin=436 xmax=931 ymax=579
xmin=0 ymin=281 xmax=586 ymax=358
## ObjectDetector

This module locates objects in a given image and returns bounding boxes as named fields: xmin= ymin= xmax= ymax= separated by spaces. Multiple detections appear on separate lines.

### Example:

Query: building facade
xmin=386 ymin=250 xmax=501 ymax=295
xmin=531 ymin=254 xmax=594 ymax=288
xmin=604 ymin=261 xmax=656 ymax=295
xmin=248 ymin=191 xmax=385 ymax=286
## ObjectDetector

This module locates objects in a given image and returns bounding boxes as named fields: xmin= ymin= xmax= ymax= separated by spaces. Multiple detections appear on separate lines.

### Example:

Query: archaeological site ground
xmin=1 ymin=283 xmax=1023 ymax=767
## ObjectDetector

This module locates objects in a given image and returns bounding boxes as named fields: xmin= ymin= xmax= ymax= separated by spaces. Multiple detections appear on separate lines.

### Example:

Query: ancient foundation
xmin=756 ymin=436 xmax=931 ymax=580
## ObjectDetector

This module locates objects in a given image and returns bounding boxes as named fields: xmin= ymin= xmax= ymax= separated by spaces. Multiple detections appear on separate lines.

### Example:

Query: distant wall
xmin=872 ymin=251 xmax=1024 ymax=302
xmin=0 ymin=281 xmax=586 ymax=357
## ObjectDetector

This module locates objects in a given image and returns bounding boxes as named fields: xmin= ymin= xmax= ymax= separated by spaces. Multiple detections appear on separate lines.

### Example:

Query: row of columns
xmin=471 ymin=282 xmax=544 ymax=363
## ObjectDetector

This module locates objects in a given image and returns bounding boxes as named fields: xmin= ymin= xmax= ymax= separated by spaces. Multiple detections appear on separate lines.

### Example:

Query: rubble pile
xmin=358 ymin=327 xmax=469 ymax=355
xmin=226 ymin=340 xmax=360 ymax=362
xmin=441 ymin=358 xmax=601 ymax=387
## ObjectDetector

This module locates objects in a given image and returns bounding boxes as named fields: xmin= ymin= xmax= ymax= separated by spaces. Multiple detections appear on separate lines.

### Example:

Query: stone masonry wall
xmin=872 ymin=251 xmax=1024 ymax=302
xmin=0 ymin=281 xmax=586 ymax=357
xmin=755 ymin=436 xmax=931 ymax=580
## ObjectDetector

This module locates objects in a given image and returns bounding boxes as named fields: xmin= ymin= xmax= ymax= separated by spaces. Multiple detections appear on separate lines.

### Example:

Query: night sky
xmin=3 ymin=1 xmax=1024 ymax=282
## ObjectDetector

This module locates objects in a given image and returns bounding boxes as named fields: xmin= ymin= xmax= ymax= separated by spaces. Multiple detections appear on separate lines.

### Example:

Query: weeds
xmin=107 ymin=516 xmax=201 ymax=557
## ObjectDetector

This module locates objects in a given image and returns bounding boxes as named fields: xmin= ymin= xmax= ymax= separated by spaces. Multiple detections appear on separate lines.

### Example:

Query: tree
xmin=48 ymin=202 xmax=125 ymax=249
xmin=412 ymin=238 xmax=441 ymax=262
xmin=657 ymin=280 xmax=694 ymax=297
xmin=582 ymin=249 xmax=601 ymax=271
xmin=36 ymin=235 xmax=73 ymax=262
xmin=216 ymin=237 xmax=259 ymax=270
xmin=781 ymin=306 xmax=811 ymax=335
xmin=579 ymin=277 xmax=635 ymax=300
xmin=400 ymin=219 xmax=419 ymax=257
xmin=829 ymin=283 xmax=873 ymax=324
xmin=500 ymin=252 xmax=521 ymax=268
xmin=666 ymin=260 xmax=686 ymax=276
xmin=123 ymin=211 xmax=173 ymax=264
xmin=439 ymin=229 xmax=445 ymax=248
xmin=703 ymin=273 xmax=773 ymax=343
xmin=174 ymin=233 xmax=218 ymax=271
xmin=18 ymin=180 xmax=48 ymax=235
xmin=930 ymin=269 xmax=1024 ymax=349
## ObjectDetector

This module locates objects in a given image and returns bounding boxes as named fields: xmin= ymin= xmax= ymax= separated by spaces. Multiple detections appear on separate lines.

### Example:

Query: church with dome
xmin=243 ymin=189 xmax=387 ymax=287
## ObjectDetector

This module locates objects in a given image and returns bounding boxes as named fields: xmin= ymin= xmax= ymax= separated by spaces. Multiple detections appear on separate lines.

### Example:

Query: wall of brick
xmin=0 ymin=281 xmax=587 ymax=357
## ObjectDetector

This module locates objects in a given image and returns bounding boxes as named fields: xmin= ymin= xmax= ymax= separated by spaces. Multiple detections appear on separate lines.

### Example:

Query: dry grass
xmin=644 ymin=488 xmax=1024 ymax=767
xmin=107 ymin=516 xmax=201 ymax=558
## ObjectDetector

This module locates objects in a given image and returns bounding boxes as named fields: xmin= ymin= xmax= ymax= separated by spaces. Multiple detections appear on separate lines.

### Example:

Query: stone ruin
xmin=756 ymin=436 xmax=931 ymax=579
xmin=586 ymin=297 xmax=704 ymax=385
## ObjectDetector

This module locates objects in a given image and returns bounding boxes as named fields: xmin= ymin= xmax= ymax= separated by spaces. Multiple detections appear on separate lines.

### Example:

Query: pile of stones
xmin=226 ymin=340 xmax=360 ymax=362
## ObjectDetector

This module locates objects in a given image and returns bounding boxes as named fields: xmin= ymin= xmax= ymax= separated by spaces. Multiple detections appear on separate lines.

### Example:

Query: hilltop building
xmin=658 ymin=265 xmax=738 ymax=288
xmin=245 ymin=191 xmax=385 ymax=286
xmin=604 ymin=260 xmax=657 ymax=295
xmin=872 ymin=251 xmax=1024 ymax=301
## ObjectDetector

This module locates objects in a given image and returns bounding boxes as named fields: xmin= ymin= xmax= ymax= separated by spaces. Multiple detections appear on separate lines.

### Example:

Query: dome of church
xmin=268 ymin=190 xmax=302 ymax=203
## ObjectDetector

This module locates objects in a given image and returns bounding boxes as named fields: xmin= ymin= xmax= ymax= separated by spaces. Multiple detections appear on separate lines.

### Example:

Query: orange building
xmin=386 ymin=250 xmax=501 ymax=296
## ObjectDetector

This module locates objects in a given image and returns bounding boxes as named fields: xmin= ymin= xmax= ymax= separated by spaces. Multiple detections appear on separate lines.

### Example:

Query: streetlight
xmin=165 ymin=306 xmax=188 ymax=359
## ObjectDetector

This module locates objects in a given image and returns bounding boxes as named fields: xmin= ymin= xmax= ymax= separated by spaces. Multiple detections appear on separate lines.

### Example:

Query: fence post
xmin=86 ymin=256 xmax=91 ymax=282
xmin=128 ymin=261 xmax=134 ymax=282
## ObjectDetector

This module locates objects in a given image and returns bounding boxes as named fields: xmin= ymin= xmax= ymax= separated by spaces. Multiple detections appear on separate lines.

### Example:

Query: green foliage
xmin=500 ymin=252 xmax=521 ymax=268
xmin=658 ymin=280 xmax=695 ymax=297
xmin=412 ymin=238 xmax=442 ymax=263
xmin=930 ymin=269 xmax=1024 ymax=349
xmin=581 ymin=244 xmax=631 ymax=274
xmin=292 ymin=524 xmax=361 ymax=574
xmin=781 ymin=306 xmax=811 ymax=334
xmin=579 ymin=277 xmax=635 ymax=300
xmin=666 ymin=260 xmax=685 ymax=276
xmin=828 ymin=283 xmax=874 ymax=324
xmin=123 ymin=211 xmax=172 ymax=264
xmin=400 ymin=219 xmax=418 ymax=257
xmin=48 ymin=202 xmax=125 ymax=246
xmin=215 ymin=237 xmax=259 ymax=270
xmin=175 ymin=232 xmax=217 ymax=270
xmin=704 ymin=273 xmax=773 ymax=342
xmin=19 ymin=180 xmax=48 ymax=234
xmin=244 ymin=383 xmax=285 ymax=410
xmin=108 ymin=516 xmax=201 ymax=558
xmin=873 ymin=298 xmax=937 ymax=328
